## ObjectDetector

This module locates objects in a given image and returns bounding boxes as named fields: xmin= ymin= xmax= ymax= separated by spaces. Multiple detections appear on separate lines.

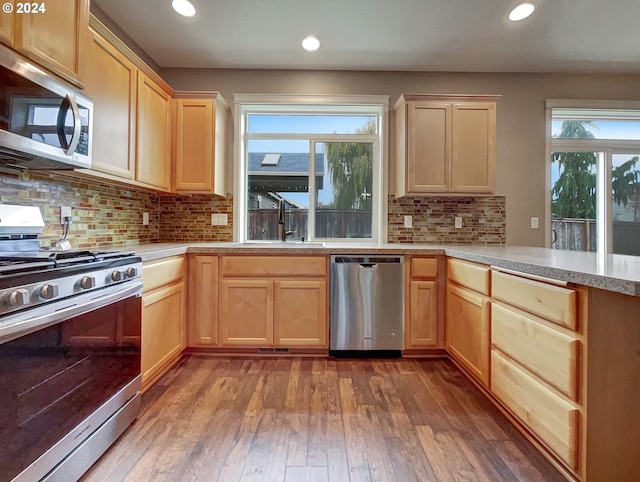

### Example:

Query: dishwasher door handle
xmin=359 ymin=263 xmax=377 ymax=269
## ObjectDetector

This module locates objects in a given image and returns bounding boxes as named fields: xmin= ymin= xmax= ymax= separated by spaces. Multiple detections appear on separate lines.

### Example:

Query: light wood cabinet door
xmin=13 ymin=0 xmax=88 ymax=86
xmin=0 ymin=9 xmax=13 ymax=46
xmin=492 ymin=350 xmax=579 ymax=470
xmin=188 ymin=255 xmax=219 ymax=346
xmin=136 ymin=71 xmax=171 ymax=190
xmin=446 ymin=282 xmax=490 ymax=386
xmin=142 ymin=282 xmax=186 ymax=390
xmin=451 ymin=102 xmax=496 ymax=193
xmin=82 ymin=30 xmax=136 ymax=179
xmin=173 ymin=95 xmax=227 ymax=195
xmin=406 ymin=280 xmax=438 ymax=348
xmin=407 ymin=101 xmax=450 ymax=193
xmin=274 ymin=280 xmax=327 ymax=347
xmin=219 ymin=279 xmax=273 ymax=346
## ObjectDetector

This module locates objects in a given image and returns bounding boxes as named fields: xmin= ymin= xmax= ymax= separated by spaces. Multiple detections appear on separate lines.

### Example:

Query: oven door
xmin=0 ymin=282 xmax=142 ymax=482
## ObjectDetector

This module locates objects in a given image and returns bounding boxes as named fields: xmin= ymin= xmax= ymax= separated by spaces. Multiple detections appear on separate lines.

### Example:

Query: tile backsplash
xmin=0 ymin=171 xmax=159 ymax=248
xmin=1 ymin=171 xmax=505 ymax=248
xmin=159 ymin=194 xmax=234 ymax=242
xmin=388 ymin=195 xmax=506 ymax=244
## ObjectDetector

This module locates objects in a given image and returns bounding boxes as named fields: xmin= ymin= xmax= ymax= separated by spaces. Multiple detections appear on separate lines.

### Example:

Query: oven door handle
xmin=0 ymin=281 xmax=143 ymax=345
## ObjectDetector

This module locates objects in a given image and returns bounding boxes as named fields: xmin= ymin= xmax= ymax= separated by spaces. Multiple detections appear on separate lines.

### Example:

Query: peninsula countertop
xmin=129 ymin=242 xmax=640 ymax=296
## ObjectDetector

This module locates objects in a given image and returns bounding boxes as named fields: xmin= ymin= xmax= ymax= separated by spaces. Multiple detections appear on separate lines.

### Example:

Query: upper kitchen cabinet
xmin=81 ymin=28 xmax=136 ymax=179
xmin=11 ymin=0 xmax=89 ymax=87
xmin=136 ymin=72 xmax=171 ymax=191
xmin=0 ymin=8 xmax=13 ymax=46
xmin=394 ymin=94 xmax=499 ymax=196
xmin=173 ymin=92 xmax=228 ymax=195
xmin=78 ymin=17 xmax=174 ymax=192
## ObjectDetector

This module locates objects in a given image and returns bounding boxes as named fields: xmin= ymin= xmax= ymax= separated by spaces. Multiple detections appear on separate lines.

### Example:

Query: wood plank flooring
xmin=82 ymin=356 xmax=565 ymax=482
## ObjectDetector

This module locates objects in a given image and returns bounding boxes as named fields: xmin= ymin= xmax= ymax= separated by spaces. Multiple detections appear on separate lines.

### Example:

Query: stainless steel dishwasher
xmin=330 ymin=255 xmax=404 ymax=355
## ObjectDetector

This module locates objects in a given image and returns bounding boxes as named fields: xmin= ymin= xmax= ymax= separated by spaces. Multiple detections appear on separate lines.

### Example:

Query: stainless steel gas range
xmin=0 ymin=205 xmax=143 ymax=482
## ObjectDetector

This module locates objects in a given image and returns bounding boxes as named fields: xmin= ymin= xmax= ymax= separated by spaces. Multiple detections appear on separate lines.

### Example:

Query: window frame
xmin=546 ymin=99 xmax=640 ymax=254
xmin=233 ymin=94 xmax=389 ymax=243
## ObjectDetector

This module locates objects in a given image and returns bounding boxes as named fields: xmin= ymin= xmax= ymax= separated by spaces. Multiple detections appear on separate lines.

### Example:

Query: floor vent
xmin=259 ymin=347 xmax=290 ymax=353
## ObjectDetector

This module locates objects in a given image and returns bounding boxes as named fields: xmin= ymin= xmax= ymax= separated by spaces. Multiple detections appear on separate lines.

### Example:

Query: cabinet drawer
xmin=492 ymin=304 xmax=579 ymax=401
xmin=447 ymin=258 xmax=490 ymax=295
xmin=410 ymin=257 xmax=438 ymax=279
xmin=143 ymin=256 xmax=185 ymax=293
xmin=491 ymin=350 xmax=579 ymax=470
xmin=221 ymin=256 xmax=326 ymax=278
xmin=492 ymin=271 xmax=577 ymax=330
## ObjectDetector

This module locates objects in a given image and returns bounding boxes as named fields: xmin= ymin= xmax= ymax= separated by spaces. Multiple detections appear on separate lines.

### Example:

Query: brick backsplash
xmin=387 ymin=195 xmax=506 ymax=244
xmin=0 ymin=171 xmax=159 ymax=249
xmin=159 ymin=194 xmax=234 ymax=242
xmin=1 ymin=170 xmax=504 ymax=247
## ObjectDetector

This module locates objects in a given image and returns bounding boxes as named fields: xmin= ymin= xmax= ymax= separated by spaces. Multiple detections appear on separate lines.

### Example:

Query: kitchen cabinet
xmin=141 ymin=256 xmax=186 ymax=391
xmin=274 ymin=280 xmax=327 ymax=347
xmin=445 ymin=258 xmax=491 ymax=386
xmin=173 ymin=93 xmax=228 ymax=195
xmin=0 ymin=9 xmax=12 ymax=46
xmin=489 ymin=268 xmax=583 ymax=474
xmin=81 ymin=28 xmax=136 ymax=179
xmin=74 ymin=17 xmax=174 ymax=192
xmin=10 ymin=0 xmax=89 ymax=87
xmin=394 ymin=94 xmax=498 ymax=196
xmin=405 ymin=257 xmax=440 ymax=348
xmin=218 ymin=255 xmax=328 ymax=349
xmin=187 ymin=255 xmax=220 ymax=346
xmin=136 ymin=71 xmax=171 ymax=191
xmin=219 ymin=279 xmax=274 ymax=346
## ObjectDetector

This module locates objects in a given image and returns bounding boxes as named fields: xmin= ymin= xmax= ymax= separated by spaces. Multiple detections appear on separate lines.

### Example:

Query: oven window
xmin=0 ymin=295 xmax=141 ymax=481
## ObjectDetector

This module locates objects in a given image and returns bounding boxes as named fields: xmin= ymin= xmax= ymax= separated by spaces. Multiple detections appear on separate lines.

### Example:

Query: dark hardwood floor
xmin=82 ymin=356 xmax=565 ymax=482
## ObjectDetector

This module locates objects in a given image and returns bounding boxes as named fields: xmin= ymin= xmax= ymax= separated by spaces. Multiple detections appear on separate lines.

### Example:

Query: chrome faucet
xmin=277 ymin=200 xmax=293 ymax=241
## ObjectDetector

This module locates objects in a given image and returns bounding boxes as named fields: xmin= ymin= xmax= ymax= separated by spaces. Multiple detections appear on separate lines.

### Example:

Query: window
xmin=235 ymin=95 xmax=388 ymax=243
xmin=548 ymin=102 xmax=640 ymax=256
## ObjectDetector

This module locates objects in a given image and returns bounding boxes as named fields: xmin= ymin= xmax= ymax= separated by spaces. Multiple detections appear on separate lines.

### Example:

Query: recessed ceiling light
xmin=509 ymin=2 xmax=536 ymax=21
xmin=172 ymin=0 xmax=196 ymax=17
xmin=302 ymin=35 xmax=320 ymax=52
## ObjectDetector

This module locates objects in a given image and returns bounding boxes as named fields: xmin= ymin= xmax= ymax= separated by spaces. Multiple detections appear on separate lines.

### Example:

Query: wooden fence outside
xmin=551 ymin=218 xmax=640 ymax=255
xmin=247 ymin=209 xmax=372 ymax=240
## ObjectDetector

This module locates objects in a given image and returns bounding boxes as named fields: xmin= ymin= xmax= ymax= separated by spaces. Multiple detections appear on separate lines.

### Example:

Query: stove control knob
xmin=80 ymin=276 xmax=96 ymax=290
xmin=40 ymin=283 xmax=59 ymax=300
xmin=126 ymin=267 xmax=138 ymax=278
xmin=111 ymin=270 xmax=123 ymax=282
xmin=8 ymin=289 xmax=29 ymax=307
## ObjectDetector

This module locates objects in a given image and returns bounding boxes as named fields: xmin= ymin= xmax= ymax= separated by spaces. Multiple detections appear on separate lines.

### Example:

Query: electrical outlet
xmin=211 ymin=213 xmax=228 ymax=226
xmin=531 ymin=216 xmax=539 ymax=229
xmin=60 ymin=206 xmax=72 ymax=223
xmin=455 ymin=216 xmax=463 ymax=229
xmin=403 ymin=215 xmax=412 ymax=228
xmin=143 ymin=212 xmax=149 ymax=226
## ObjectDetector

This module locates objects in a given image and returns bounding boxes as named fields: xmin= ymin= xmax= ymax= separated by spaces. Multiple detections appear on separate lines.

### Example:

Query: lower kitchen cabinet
xmin=446 ymin=282 xmax=490 ymax=386
xmin=141 ymin=256 xmax=186 ymax=391
xmin=187 ymin=255 xmax=219 ymax=346
xmin=405 ymin=256 xmax=441 ymax=349
xmin=492 ymin=349 xmax=579 ymax=470
xmin=407 ymin=280 xmax=438 ymax=347
xmin=219 ymin=279 xmax=274 ymax=346
xmin=274 ymin=280 xmax=327 ymax=347
xmin=218 ymin=255 xmax=328 ymax=349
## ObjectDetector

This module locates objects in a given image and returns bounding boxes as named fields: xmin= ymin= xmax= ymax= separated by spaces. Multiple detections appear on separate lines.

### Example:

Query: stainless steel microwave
xmin=0 ymin=44 xmax=93 ymax=170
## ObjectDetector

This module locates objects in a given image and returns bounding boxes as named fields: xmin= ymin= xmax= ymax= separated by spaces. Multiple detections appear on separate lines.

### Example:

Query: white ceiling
xmin=92 ymin=0 xmax=640 ymax=74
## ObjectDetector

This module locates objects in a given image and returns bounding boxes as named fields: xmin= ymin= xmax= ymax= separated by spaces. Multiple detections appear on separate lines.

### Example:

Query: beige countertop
xmin=130 ymin=242 xmax=640 ymax=296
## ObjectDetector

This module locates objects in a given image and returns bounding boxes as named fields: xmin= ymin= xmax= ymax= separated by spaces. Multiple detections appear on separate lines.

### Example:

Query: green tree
xmin=551 ymin=121 xmax=597 ymax=219
xmin=552 ymin=120 xmax=640 ymax=220
xmin=326 ymin=120 xmax=375 ymax=210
